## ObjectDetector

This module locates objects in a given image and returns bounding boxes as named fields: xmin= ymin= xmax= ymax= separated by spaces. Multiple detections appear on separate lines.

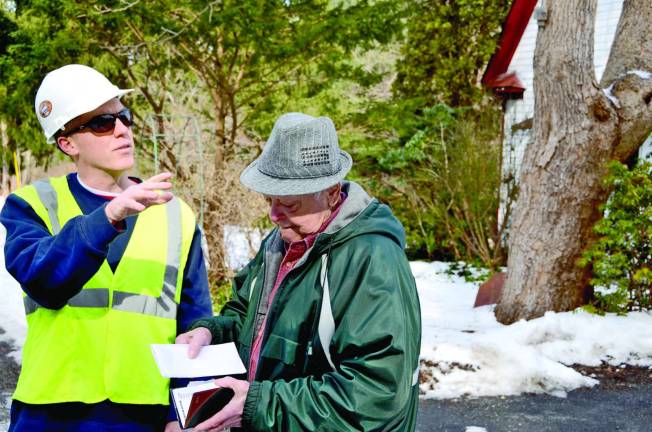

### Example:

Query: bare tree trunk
xmin=495 ymin=0 xmax=652 ymax=324
xmin=202 ymin=105 xmax=228 ymax=285
xmin=204 ymin=190 xmax=228 ymax=284
xmin=22 ymin=151 xmax=31 ymax=186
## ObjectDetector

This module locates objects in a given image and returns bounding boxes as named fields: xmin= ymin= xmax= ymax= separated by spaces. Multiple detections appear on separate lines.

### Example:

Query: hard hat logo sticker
xmin=39 ymin=100 xmax=52 ymax=118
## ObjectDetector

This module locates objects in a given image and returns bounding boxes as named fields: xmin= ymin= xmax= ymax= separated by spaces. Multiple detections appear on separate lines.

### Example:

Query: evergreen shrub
xmin=352 ymin=103 xmax=507 ymax=271
xmin=581 ymin=160 xmax=652 ymax=313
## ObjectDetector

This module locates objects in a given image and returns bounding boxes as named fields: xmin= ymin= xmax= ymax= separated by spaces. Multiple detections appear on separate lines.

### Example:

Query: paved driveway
xmin=417 ymin=384 xmax=652 ymax=432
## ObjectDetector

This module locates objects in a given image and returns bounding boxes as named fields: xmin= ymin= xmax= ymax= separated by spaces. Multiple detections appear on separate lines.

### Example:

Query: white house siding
xmin=499 ymin=0 xmax=651 ymax=226
xmin=498 ymin=3 xmax=538 ymax=226
xmin=641 ymin=135 xmax=652 ymax=162
xmin=593 ymin=0 xmax=624 ymax=81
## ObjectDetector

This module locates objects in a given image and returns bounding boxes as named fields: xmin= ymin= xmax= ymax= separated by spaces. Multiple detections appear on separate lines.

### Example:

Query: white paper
xmin=150 ymin=342 xmax=246 ymax=378
xmin=187 ymin=379 xmax=216 ymax=387
xmin=172 ymin=381 xmax=218 ymax=425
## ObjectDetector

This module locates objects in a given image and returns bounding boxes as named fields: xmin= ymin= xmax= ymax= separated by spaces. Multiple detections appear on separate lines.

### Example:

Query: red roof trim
xmin=491 ymin=71 xmax=526 ymax=96
xmin=482 ymin=0 xmax=538 ymax=87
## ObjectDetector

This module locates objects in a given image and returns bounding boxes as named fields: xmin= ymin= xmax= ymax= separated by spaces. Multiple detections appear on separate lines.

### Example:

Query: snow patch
xmin=603 ymin=84 xmax=620 ymax=108
xmin=602 ymin=70 xmax=651 ymax=108
xmin=416 ymin=261 xmax=652 ymax=399
xmin=223 ymin=225 xmax=266 ymax=270
xmin=628 ymin=70 xmax=652 ymax=79
xmin=0 ymin=218 xmax=26 ymax=364
xmin=465 ymin=427 xmax=488 ymax=432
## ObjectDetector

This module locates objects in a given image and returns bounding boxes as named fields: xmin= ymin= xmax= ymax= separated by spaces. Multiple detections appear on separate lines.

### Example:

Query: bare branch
xmin=92 ymin=0 xmax=141 ymax=15
xmin=610 ymin=72 xmax=652 ymax=159
xmin=600 ymin=0 xmax=652 ymax=87
xmin=101 ymin=47 xmax=164 ymax=113
xmin=600 ymin=1 xmax=652 ymax=159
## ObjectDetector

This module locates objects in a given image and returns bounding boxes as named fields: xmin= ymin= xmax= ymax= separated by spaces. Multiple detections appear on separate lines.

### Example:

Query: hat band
xmin=256 ymin=159 xmax=343 ymax=180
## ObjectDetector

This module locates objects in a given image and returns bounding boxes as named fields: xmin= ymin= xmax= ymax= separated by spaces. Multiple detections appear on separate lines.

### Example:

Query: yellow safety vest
xmin=11 ymin=176 xmax=196 ymax=405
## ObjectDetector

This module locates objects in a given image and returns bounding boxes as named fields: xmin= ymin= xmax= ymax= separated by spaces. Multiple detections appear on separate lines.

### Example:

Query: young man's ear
xmin=56 ymin=135 xmax=78 ymax=157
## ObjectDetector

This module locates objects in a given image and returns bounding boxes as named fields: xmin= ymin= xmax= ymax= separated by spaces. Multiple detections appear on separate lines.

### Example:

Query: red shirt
xmin=247 ymin=193 xmax=346 ymax=380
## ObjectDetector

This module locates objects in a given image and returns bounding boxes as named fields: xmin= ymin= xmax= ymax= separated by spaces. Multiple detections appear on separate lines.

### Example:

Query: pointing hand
xmin=105 ymin=172 xmax=174 ymax=223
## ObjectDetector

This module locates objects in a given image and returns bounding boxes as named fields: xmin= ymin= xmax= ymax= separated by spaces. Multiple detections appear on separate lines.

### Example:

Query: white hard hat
xmin=34 ymin=64 xmax=133 ymax=143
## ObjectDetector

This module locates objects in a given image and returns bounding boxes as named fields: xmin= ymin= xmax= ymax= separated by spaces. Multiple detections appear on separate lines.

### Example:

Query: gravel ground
xmin=0 ymin=329 xmax=20 ymax=432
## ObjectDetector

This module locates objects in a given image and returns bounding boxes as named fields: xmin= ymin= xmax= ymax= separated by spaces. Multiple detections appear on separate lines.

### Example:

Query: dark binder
xmin=174 ymin=386 xmax=235 ymax=430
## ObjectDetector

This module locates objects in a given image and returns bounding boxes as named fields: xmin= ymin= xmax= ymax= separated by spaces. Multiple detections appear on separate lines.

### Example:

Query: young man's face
xmin=56 ymin=98 xmax=134 ymax=177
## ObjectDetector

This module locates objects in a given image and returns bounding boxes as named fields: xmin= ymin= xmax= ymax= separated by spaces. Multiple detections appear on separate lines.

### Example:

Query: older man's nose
xmin=269 ymin=202 xmax=285 ymax=223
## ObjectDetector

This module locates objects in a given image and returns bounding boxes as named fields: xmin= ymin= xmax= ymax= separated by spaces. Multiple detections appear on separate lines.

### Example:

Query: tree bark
xmin=600 ymin=0 xmax=652 ymax=87
xmin=495 ymin=0 xmax=652 ymax=324
xmin=601 ymin=0 xmax=652 ymax=161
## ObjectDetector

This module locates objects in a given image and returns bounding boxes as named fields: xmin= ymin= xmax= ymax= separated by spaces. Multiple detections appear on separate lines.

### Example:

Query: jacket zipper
xmin=248 ymin=261 xmax=266 ymax=379
xmin=250 ymin=253 xmax=317 ymax=381
xmin=250 ymin=237 xmax=331 ymax=380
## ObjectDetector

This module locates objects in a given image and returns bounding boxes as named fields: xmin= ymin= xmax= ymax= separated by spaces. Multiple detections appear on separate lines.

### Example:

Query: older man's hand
xmin=192 ymin=377 xmax=250 ymax=432
xmin=175 ymin=327 xmax=212 ymax=358
xmin=163 ymin=420 xmax=182 ymax=432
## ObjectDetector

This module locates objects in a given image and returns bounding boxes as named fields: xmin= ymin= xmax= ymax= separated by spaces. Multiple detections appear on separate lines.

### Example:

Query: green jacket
xmin=193 ymin=181 xmax=421 ymax=431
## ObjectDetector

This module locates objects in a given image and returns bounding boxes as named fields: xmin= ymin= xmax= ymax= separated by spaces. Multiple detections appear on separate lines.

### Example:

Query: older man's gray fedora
xmin=240 ymin=112 xmax=352 ymax=196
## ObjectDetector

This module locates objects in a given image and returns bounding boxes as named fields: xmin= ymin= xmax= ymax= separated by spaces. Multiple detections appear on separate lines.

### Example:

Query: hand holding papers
xmin=171 ymin=381 xmax=235 ymax=429
xmin=151 ymin=342 xmax=246 ymax=430
xmin=150 ymin=342 xmax=246 ymax=378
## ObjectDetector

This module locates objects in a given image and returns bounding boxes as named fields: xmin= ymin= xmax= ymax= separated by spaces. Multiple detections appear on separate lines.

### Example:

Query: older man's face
xmin=264 ymin=186 xmax=339 ymax=243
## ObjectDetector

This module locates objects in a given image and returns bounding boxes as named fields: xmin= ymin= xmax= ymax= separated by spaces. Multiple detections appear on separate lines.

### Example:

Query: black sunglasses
xmin=62 ymin=108 xmax=133 ymax=136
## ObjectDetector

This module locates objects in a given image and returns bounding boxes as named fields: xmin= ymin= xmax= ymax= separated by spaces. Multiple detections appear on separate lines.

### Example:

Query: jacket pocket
xmin=263 ymin=333 xmax=301 ymax=366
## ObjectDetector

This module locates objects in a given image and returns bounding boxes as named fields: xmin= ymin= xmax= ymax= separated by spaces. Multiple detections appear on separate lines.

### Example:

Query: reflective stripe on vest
xmin=111 ymin=197 xmax=181 ymax=320
xmin=12 ymin=175 xmax=195 ymax=405
xmin=33 ymin=179 xmax=61 ymax=234
xmin=23 ymin=179 xmax=182 ymax=320
xmin=23 ymin=288 xmax=110 ymax=314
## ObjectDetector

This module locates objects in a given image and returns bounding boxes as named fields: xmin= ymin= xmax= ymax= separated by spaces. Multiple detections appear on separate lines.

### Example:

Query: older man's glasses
xmin=63 ymin=108 xmax=133 ymax=136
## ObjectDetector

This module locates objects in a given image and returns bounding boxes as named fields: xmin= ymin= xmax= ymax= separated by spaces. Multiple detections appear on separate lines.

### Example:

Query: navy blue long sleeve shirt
xmin=1 ymin=173 xmax=213 ymax=431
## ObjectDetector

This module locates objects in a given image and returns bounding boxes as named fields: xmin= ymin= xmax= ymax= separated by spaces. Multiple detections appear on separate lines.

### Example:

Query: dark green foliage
xmin=352 ymin=103 xmax=506 ymax=269
xmin=0 ymin=0 xmax=405 ymax=163
xmin=445 ymin=261 xmax=491 ymax=283
xmin=1 ymin=0 xmax=511 ymax=280
xmin=393 ymin=0 xmax=510 ymax=107
xmin=0 ymin=8 xmax=16 ymax=55
xmin=0 ymin=0 xmax=404 ymax=291
xmin=0 ymin=1 xmax=97 ymax=161
xmin=210 ymin=278 xmax=233 ymax=313
xmin=342 ymin=0 xmax=510 ymax=269
xmin=581 ymin=161 xmax=652 ymax=314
